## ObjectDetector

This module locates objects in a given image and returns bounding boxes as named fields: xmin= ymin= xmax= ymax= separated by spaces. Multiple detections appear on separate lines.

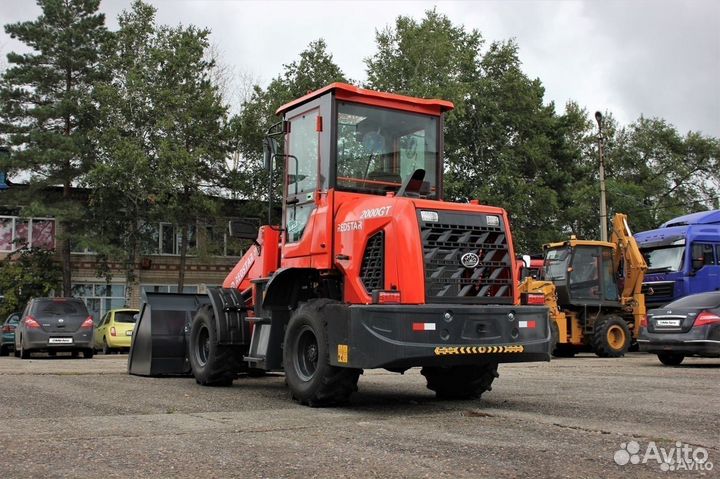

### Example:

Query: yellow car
xmin=94 ymin=309 xmax=139 ymax=354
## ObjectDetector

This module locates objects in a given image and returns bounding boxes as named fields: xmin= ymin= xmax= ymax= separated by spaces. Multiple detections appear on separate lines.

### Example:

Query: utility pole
xmin=595 ymin=111 xmax=608 ymax=242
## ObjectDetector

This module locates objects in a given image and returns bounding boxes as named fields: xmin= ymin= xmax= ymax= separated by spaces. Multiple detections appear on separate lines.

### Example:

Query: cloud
xmin=1 ymin=0 xmax=717 ymax=135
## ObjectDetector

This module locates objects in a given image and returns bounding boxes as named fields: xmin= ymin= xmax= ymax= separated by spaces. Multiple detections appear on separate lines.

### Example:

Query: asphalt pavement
xmin=0 ymin=353 xmax=717 ymax=478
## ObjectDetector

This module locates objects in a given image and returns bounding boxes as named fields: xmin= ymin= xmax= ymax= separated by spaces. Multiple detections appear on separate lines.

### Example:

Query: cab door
xmin=282 ymin=107 xmax=320 ymax=263
xmin=689 ymin=243 xmax=719 ymax=294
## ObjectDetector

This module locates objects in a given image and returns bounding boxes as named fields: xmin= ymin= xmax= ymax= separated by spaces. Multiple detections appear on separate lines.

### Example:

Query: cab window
xmin=285 ymin=108 xmax=319 ymax=243
xmin=691 ymin=243 xmax=716 ymax=270
xmin=569 ymin=247 xmax=601 ymax=299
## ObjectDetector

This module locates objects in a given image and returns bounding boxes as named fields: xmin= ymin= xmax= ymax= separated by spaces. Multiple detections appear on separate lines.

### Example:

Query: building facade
xmin=0 ymin=201 xmax=245 ymax=321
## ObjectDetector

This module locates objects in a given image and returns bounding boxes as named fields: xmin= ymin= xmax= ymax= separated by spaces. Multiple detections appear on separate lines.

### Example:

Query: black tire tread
xmin=421 ymin=363 xmax=499 ymax=400
xmin=286 ymin=299 xmax=361 ymax=407
xmin=592 ymin=315 xmax=631 ymax=358
xmin=657 ymin=352 xmax=685 ymax=366
xmin=190 ymin=305 xmax=239 ymax=387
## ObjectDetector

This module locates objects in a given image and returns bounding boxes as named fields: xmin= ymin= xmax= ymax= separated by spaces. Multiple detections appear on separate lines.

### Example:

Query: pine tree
xmin=0 ymin=0 xmax=109 ymax=295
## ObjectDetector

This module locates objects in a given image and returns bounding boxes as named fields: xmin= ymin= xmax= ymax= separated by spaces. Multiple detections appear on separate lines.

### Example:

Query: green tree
xmin=228 ymin=39 xmax=346 ymax=210
xmin=0 ymin=0 xmax=108 ymax=296
xmin=86 ymin=0 xmax=160 ymax=305
xmin=88 ymin=1 xmax=230 ymax=293
xmin=0 ymin=247 xmax=62 ymax=318
xmin=365 ymin=11 xmax=560 ymax=251
xmin=605 ymin=117 xmax=720 ymax=232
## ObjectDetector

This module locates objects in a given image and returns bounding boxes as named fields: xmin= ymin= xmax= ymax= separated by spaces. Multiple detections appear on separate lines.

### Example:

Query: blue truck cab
xmin=635 ymin=210 xmax=720 ymax=307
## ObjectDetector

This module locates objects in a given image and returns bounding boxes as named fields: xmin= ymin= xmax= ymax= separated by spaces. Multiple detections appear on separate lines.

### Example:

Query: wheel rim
xmin=294 ymin=325 xmax=319 ymax=382
xmin=607 ymin=324 xmax=626 ymax=350
xmin=195 ymin=325 xmax=210 ymax=367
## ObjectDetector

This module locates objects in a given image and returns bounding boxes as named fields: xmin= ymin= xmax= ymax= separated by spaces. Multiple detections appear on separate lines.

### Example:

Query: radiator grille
xmin=420 ymin=211 xmax=513 ymax=304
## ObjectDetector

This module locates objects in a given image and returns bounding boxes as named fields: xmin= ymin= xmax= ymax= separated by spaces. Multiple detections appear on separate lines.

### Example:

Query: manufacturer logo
xmin=58 ymin=318 xmax=64 ymax=324
xmin=461 ymin=252 xmax=480 ymax=268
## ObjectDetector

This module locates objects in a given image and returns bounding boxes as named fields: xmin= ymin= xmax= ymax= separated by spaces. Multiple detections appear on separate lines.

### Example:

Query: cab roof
xmin=276 ymin=82 xmax=455 ymax=117
xmin=660 ymin=209 xmax=720 ymax=228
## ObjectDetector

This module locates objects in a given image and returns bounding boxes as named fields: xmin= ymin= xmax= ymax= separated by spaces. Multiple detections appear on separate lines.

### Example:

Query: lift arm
xmin=610 ymin=213 xmax=648 ymax=301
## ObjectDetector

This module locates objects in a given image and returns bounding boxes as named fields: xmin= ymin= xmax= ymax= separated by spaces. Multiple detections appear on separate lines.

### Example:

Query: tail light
xmin=80 ymin=317 xmax=94 ymax=329
xmin=110 ymin=326 xmax=117 ymax=336
xmin=372 ymin=290 xmax=401 ymax=304
xmin=2 ymin=324 xmax=15 ymax=332
xmin=24 ymin=316 xmax=41 ymax=329
xmin=521 ymin=293 xmax=545 ymax=305
xmin=694 ymin=311 xmax=720 ymax=327
xmin=639 ymin=315 xmax=648 ymax=328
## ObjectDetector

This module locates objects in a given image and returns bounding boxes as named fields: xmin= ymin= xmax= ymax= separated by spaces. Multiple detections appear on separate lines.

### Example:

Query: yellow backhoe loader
xmin=519 ymin=214 xmax=647 ymax=357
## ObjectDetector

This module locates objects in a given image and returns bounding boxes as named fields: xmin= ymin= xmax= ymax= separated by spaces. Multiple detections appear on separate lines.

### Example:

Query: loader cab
xmin=274 ymin=83 xmax=453 ymax=246
xmin=544 ymin=242 xmax=619 ymax=307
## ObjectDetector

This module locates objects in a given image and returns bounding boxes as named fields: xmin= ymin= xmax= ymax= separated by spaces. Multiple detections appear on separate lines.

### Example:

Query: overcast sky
xmin=1 ymin=0 xmax=718 ymax=136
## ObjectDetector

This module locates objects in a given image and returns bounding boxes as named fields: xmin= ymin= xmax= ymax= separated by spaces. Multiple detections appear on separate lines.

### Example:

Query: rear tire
xmin=421 ymin=363 xmax=499 ymax=400
xmin=657 ymin=352 xmax=684 ymax=366
xmin=549 ymin=320 xmax=559 ymax=355
xmin=592 ymin=315 xmax=631 ymax=358
xmin=284 ymin=299 xmax=361 ymax=407
xmin=20 ymin=341 xmax=31 ymax=359
xmin=188 ymin=305 xmax=238 ymax=387
xmin=102 ymin=338 xmax=111 ymax=355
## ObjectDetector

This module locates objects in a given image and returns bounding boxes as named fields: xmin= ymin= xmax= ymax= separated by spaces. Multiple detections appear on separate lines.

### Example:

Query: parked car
xmin=1 ymin=312 xmax=21 ymax=356
xmin=14 ymin=298 xmax=95 ymax=359
xmin=639 ymin=291 xmax=720 ymax=365
xmin=94 ymin=308 xmax=139 ymax=354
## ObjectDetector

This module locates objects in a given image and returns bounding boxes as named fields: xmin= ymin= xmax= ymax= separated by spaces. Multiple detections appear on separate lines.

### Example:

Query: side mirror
xmin=263 ymin=137 xmax=279 ymax=171
xmin=229 ymin=218 xmax=260 ymax=240
xmin=522 ymin=254 xmax=531 ymax=268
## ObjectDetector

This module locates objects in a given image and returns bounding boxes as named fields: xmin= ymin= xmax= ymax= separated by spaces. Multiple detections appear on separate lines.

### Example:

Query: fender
xmin=206 ymin=287 xmax=252 ymax=346
xmin=263 ymin=267 xmax=320 ymax=310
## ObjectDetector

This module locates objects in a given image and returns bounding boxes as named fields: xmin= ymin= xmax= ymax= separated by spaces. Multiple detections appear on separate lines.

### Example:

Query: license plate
xmin=49 ymin=337 xmax=73 ymax=344
xmin=656 ymin=319 xmax=681 ymax=327
xmin=125 ymin=330 xmax=133 ymax=336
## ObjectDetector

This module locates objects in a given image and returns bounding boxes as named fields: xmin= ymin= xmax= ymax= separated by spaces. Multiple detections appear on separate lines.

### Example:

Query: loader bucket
xmin=128 ymin=292 xmax=210 ymax=376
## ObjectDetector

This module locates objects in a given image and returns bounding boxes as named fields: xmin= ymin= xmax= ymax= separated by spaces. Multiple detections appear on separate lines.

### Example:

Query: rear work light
xmin=24 ymin=316 xmax=41 ymax=329
xmin=521 ymin=293 xmax=546 ymax=305
xmin=694 ymin=311 xmax=720 ymax=327
xmin=80 ymin=317 xmax=94 ymax=329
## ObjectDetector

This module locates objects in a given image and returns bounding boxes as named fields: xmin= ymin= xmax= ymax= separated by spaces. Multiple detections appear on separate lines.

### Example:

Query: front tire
xmin=83 ymin=349 xmax=94 ymax=359
xmin=657 ymin=352 xmax=684 ymax=366
xmin=284 ymin=299 xmax=361 ymax=407
xmin=188 ymin=305 xmax=238 ymax=387
xmin=592 ymin=315 xmax=631 ymax=358
xmin=0 ymin=345 xmax=8 ymax=357
xmin=421 ymin=363 xmax=499 ymax=400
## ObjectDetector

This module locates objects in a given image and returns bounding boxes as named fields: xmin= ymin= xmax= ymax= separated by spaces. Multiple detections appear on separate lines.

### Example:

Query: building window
xmin=0 ymin=216 xmax=55 ymax=252
xmin=144 ymin=223 xmax=198 ymax=256
xmin=72 ymin=282 xmax=127 ymax=323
